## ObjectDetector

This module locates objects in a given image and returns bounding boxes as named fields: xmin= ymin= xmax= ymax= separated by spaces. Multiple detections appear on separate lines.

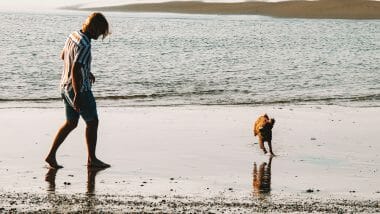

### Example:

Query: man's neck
xmin=81 ymin=30 xmax=92 ymax=40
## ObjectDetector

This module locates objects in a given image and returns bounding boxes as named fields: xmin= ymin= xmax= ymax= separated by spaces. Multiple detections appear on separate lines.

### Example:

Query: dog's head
xmin=259 ymin=117 xmax=275 ymax=138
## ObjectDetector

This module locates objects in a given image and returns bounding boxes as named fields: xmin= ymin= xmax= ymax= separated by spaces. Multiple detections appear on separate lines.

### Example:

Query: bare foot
xmin=88 ymin=158 xmax=110 ymax=169
xmin=45 ymin=156 xmax=63 ymax=169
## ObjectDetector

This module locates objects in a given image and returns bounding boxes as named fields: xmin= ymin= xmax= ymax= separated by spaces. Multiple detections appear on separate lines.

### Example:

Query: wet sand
xmin=0 ymin=105 xmax=379 ymax=212
xmin=74 ymin=0 xmax=380 ymax=19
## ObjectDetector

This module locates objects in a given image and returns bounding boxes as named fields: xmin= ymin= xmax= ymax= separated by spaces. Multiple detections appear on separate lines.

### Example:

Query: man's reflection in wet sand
xmin=253 ymin=156 xmax=272 ymax=199
xmin=45 ymin=167 xmax=105 ymax=194
xmin=84 ymin=167 xmax=106 ymax=212
xmin=87 ymin=167 xmax=105 ymax=196
xmin=45 ymin=168 xmax=59 ymax=194
xmin=45 ymin=167 xmax=107 ymax=212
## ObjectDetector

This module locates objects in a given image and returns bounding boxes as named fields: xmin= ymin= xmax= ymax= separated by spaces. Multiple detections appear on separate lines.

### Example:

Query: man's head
xmin=82 ymin=12 xmax=110 ymax=40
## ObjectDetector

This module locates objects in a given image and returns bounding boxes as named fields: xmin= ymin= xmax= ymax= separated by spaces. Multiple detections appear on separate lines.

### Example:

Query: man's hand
xmin=72 ymin=62 xmax=83 ymax=112
xmin=73 ymin=95 xmax=80 ymax=112
xmin=89 ymin=72 xmax=96 ymax=84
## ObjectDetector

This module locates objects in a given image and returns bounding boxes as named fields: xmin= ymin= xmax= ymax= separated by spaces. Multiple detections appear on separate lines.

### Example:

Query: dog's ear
xmin=263 ymin=114 xmax=269 ymax=119
xmin=269 ymin=118 xmax=275 ymax=127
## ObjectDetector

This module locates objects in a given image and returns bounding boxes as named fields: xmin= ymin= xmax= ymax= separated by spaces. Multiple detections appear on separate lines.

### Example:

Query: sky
xmin=0 ymin=0 xmax=285 ymax=12
xmin=0 ymin=0 xmax=80 ymax=11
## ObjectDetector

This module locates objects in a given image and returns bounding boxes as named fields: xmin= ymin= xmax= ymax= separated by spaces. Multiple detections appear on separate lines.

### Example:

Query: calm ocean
xmin=0 ymin=11 xmax=379 ymax=108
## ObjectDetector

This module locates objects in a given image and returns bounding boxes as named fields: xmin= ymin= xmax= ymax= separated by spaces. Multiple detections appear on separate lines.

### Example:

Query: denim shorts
xmin=62 ymin=89 xmax=98 ymax=122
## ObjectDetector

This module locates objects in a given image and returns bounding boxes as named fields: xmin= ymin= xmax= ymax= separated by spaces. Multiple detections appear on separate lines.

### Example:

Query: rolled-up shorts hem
xmin=62 ymin=90 xmax=98 ymax=123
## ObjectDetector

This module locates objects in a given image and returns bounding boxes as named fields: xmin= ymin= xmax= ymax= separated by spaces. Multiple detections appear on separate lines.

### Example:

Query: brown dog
xmin=253 ymin=114 xmax=275 ymax=156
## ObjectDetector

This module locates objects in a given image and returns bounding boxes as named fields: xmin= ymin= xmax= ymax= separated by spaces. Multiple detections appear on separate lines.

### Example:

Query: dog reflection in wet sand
xmin=253 ymin=156 xmax=272 ymax=197
xmin=253 ymin=114 xmax=275 ymax=156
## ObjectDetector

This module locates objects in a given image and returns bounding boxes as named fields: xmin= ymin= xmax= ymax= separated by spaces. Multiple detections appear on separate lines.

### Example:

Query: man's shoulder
xmin=69 ymin=31 xmax=91 ymax=48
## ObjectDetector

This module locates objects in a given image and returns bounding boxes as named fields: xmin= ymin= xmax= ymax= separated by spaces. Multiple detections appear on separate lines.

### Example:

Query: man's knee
xmin=86 ymin=117 xmax=99 ymax=127
xmin=66 ymin=119 xmax=79 ymax=130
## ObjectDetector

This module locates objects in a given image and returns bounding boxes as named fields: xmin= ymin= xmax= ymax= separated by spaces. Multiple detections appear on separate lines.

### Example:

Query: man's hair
xmin=82 ymin=12 xmax=110 ymax=39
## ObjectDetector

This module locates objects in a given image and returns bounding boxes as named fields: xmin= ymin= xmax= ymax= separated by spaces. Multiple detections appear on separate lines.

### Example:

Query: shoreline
xmin=69 ymin=0 xmax=380 ymax=19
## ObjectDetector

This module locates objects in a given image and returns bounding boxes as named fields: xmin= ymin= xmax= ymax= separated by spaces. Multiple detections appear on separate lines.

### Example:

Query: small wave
xmin=1 ymin=93 xmax=379 ymax=107
xmin=96 ymin=90 xmax=227 ymax=100
xmin=0 ymin=98 xmax=61 ymax=102
xmin=283 ymin=94 xmax=380 ymax=104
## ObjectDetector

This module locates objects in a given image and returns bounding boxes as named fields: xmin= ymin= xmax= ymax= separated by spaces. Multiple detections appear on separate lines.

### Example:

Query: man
xmin=46 ymin=12 xmax=110 ymax=169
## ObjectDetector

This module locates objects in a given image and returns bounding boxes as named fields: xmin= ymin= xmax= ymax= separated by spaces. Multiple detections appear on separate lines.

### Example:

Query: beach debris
xmin=63 ymin=182 xmax=71 ymax=185
xmin=349 ymin=190 xmax=356 ymax=193
xmin=170 ymin=177 xmax=175 ymax=181
xmin=68 ymin=174 xmax=74 ymax=177
xmin=311 ymin=137 xmax=317 ymax=141
xmin=228 ymin=188 xmax=233 ymax=191
xmin=306 ymin=189 xmax=314 ymax=193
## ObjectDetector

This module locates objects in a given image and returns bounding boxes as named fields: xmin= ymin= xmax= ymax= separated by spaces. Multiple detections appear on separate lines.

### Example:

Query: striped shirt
xmin=60 ymin=30 xmax=92 ymax=93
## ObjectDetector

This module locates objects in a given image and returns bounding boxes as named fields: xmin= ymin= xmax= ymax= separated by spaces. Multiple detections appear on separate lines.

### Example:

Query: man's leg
xmin=86 ymin=118 xmax=110 ymax=168
xmin=45 ymin=119 xmax=78 ymax=168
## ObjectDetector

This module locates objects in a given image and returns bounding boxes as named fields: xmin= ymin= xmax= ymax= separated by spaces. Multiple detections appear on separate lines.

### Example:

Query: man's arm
xmin=60 ymin=50 xmax=64 ymax=60
xmin=72 ymin=62 xmax=83 ymax=112
xmin=89 ymin=72 xmax=95 ymax=84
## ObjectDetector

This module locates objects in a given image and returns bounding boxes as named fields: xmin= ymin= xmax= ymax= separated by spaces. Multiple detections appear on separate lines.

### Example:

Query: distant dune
xmin=73 ymin=0 xmax=380 ymax=19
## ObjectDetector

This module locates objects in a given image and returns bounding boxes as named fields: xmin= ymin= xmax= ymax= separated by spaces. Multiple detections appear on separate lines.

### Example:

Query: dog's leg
xmin=259 ymin=138 xmax=267 ymax=154
xmin=268 ymin=140 xmax=275 ymax=156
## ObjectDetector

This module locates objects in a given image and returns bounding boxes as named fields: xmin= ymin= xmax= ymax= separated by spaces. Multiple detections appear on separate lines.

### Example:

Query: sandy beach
xmin=74 ymin=0 xmax=380 ymax=19
xmin=0 ymin=105 xmax=379 ymax=212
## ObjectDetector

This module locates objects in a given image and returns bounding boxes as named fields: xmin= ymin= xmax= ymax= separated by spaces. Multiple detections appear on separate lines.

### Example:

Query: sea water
xmin=0 ymin=11 xmax=379 ymax=108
